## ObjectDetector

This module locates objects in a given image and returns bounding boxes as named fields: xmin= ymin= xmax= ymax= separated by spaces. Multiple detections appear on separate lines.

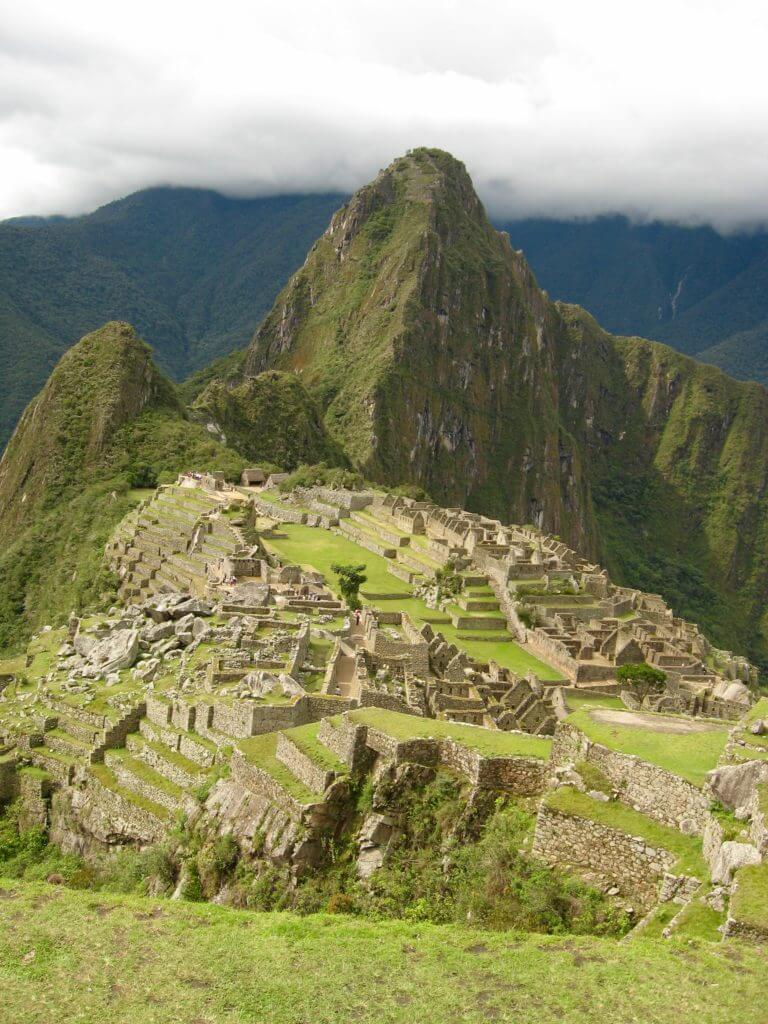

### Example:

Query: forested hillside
xmin=0 ymin=189 xmax=342 ymax=446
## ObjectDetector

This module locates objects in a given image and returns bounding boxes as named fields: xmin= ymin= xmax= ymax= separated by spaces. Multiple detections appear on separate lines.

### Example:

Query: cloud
xmin=1 ymin=0 xmax=767 ymax=229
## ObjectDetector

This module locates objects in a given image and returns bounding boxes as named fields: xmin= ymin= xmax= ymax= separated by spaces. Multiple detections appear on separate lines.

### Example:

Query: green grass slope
xmin=0 ymin=880 xmax=764 ymax=1024
xmin=0 ymin=322 xmax=244 ymax=649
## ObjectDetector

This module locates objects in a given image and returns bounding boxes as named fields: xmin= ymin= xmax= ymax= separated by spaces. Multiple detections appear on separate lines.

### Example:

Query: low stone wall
xmin=551 ymin=721 xmax=711 ymax=833
xmin=387 ymin=561 xmax=420 ymax=584
xmin=362 ymin=722 xmax=548 ymax=793
xmin=17 ymin=770 xmax=50 ymax=829
xmin=317 ymin=718 xmax=370 ymax=771
xmin=128 ymin=736 xmax=200 ymax=789
xmin=276 ymin=733 xmax=334 ymax=794
xmin=0 ymin=756 xmax=19 ymax=805
xmin=230 ymin=750 xmax=309 ymax=818
xmin=359 ymin=688 xmax=416 ymax=716
xmin=253 ymin=497 xmax=307 ymax=524
xmin=145 ymin=695 xmax=172 ymax=727
xmin=50 ymin=775 xmax=166 ymax=854
xmin=363 ymin=726 xmax=440 ymax=767
xmin=533 ymin=802 xmax=678 ymax=909
xmin=523 ymin=628 xmax=580 ymax=682
xmin=311 ymin=487 xmax=373 ymax=511
xmin=337 ymin=522 xmax=396 ymax=558
xmin=439 ymin=739 xmax=548 ymax=795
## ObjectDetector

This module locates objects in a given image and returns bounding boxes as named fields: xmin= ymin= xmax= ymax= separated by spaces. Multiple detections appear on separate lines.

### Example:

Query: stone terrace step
xmin=104 ymin=749 xmax=190 ymax=813
xmin=44 ymin=728 xmax=91 ymax=759
xmin=126 ymin=732 xmax=208 ymax=789
xmin=139 ymin=719 xmax=216 ymax=768
xmin=29 ymin=746 xmax=76 ymax=784
xmin=88 ymin=764 xmax=170 ymax=824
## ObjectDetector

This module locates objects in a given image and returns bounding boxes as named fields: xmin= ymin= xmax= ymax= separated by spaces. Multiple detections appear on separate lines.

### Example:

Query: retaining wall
xmin=551 ymin=721 xmax=711 ymax=833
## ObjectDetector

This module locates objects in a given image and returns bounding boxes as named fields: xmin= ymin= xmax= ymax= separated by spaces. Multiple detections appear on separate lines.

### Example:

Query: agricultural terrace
xmin=261 ymin=524 xmax=563 ymax=680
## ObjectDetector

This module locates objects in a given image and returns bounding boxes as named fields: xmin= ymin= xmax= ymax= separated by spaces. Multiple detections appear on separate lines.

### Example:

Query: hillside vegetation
xmin=0 ymin=322 xmax=244 ymax=649
xmin=0 ymin=880 xmax=764 ymax=1024
xmin=242 ymin=148 xmax=768 ymax=667
xmin=504 ymin=214 xmax=768 ymax=385
xmin=0 ymin=189 xmax=342 ymax=447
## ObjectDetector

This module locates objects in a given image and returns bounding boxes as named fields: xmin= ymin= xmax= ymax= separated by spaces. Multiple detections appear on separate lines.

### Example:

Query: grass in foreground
xmin=545 ymin=788 xmax=706 ymax=877
xmin=567 ymin=709 xmax=728 ymax=786
xmin=0 ymin=879 xmax=765 ymax=1024
xmin=347 ymin=707 xmax=552 ymax=759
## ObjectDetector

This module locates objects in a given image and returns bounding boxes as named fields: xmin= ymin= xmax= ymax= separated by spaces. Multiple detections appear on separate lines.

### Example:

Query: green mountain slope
xmin=243 ymin=148 xmax=768 ymax=665
xmin=502 ymin=215 xmax=768 ymax=384
xmin=0 ymin=322 xmax=244 ymax=649
xmin=0 ymin=189 xmax=343 ymax=447
xmin=191 ymin=371 xmax=348 ymax=469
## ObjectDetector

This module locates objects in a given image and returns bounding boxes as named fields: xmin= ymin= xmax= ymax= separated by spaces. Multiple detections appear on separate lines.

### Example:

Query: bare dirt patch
xmin=588 ymin=709 xmax=725 ymax=734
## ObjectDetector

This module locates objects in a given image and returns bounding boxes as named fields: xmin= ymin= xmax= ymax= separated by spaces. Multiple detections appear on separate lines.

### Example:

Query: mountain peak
xmin=0 ymin=321 xmax=179 ymax=539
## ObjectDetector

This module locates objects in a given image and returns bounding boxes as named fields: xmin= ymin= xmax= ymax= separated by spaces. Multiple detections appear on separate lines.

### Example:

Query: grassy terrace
xmin=731 ymin=863 xmax=768 ymax=934
xmin=132 ymin=734 xmax=207 ymax=777
xmin=88 ymin=764 xmax=170 ymax=820
xmin=0 ymin=881 xmax=765 ymax=1024
xmin=566 ymin=709 xmax=728 ymax=787
xmin=283 ymin=721 xmax=347 ymax=775
xmin=106 ymin=749 xmax=185 ymax=799
xmin=545 ymin=788 xmax=706 ymax=877
xmin=347 ymin=707 xmax=552 ymax=759
xmin=237 ymin=732 xmax=321 ymax=803
xmin=563 ymin=691 xmax=624 ymax=713
xmin=261 ymin=524 xmax=563 ymax=680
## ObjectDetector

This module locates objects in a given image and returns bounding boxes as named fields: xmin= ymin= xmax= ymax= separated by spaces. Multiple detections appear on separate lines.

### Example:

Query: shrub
xmin=331 ymin=563 xmax=367 ymax=610
xmin=575 ymin=761 xmax=613 ymax=796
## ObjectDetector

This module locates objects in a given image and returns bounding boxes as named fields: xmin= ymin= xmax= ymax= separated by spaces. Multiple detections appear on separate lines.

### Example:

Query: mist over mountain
xmin=5 ymin=187 xmax=768 ymax=454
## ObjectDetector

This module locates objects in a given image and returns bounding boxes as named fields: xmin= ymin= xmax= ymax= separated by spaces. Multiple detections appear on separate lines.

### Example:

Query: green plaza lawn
xmin=261 ymin=524 xmax=563 ymax=680
xmin=567 ymin=708 xmax=729 ymax=787
xmin=0 ymin=880 xmax=765 ymax=1024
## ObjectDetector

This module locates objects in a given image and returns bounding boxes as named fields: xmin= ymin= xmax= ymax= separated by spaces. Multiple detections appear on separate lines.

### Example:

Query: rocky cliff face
xmin=244 ymin=149 xmax=598 ymax=553
xmin=243 ymin=149 xmax=768 ymax=664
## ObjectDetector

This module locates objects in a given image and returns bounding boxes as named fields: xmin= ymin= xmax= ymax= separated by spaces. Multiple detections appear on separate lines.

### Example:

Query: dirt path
xmin=589 ymin=708 xmax=725 ymax=734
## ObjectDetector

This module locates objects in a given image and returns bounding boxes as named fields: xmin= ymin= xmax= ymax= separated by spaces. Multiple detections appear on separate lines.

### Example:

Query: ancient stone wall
xmin=276 ymin=733 xmax=334 ymax=794
xmin=358 ymin=688 xmax=416 ymax=716
xmin=317 ymin=718 xmax=370 ymax=771
xmin=50 ymin=776 xmax=166 ymax=855
xmin=0 ymin=757 xmax=19 ymax=805
xmin=438 ymin=739 xmax=548 ymax=794
xmin=363 ymin=727 xmax=440 ymax=767
xmin=17 ymin=770 xmax=50 ymax=829
xmin=230 ymin=750 xmax=308 ymax=818
xmin=551 ymin=721 xmax=711 ymax=833
xmin=533 ymin=802 xmax=678 ymax=909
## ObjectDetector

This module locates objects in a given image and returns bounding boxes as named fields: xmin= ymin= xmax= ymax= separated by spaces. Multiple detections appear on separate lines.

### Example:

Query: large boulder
xmin=706 ymin=760 xmax=768 ymax=810
xmin=711 ymin=841 xmax=761 ymax=884
xmin=87 ymin=629 xmax=140 ymax=676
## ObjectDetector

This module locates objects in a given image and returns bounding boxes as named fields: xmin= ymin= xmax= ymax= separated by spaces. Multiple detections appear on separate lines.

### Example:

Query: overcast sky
xmin=1 ymin=0 xmax=767 ymax=229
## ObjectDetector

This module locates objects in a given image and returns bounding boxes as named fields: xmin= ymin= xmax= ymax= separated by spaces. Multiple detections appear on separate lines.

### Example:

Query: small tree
xmin=616 ymin=663 xmax=667 ymax=703
xmin=331 ymin=563 xmax=367 ymax=610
